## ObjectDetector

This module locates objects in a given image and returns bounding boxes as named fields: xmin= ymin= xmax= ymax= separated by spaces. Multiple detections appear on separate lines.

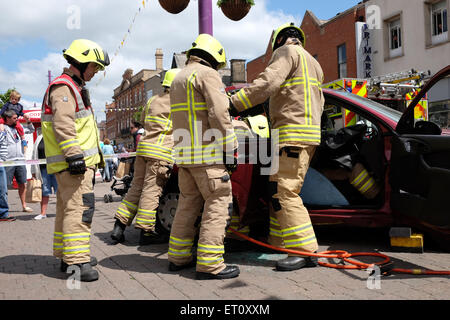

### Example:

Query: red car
xmin=156 ymin=65 xmax=450 ymax=249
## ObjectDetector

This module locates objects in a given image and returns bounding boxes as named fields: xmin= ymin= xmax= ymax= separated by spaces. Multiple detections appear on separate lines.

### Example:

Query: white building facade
xmin=360 ymin=0 xmax=450 ymax=128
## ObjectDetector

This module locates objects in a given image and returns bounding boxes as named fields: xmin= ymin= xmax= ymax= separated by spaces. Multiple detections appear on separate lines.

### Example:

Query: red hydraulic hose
xmin=228 ymin=228 xmax=450 ymax=276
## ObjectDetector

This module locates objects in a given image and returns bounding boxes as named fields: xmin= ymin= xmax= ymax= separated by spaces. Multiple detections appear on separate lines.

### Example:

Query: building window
xmin=389 ymin=18 xmax=402 ymax=57
xmin=431 ymin=1 xmax=448 ymax=45
xmin=337 ymin=44 xmax=347 ymax=78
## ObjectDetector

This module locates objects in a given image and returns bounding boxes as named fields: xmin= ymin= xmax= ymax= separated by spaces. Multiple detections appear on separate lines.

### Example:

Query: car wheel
xmin=157 ymin=192 xmax=179 ymax=233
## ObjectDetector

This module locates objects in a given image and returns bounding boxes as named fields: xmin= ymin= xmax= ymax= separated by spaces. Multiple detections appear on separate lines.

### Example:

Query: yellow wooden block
xmin=390 ymin=234 xmax=424 ymax=253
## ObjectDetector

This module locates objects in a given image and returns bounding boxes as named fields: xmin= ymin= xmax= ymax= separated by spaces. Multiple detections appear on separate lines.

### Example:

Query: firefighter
xmin=41 ymin=39 xmax=110 ymax=282
xmin=110 ymin=68 xmax=180 ymax=245
xmin=167 ymin=34 xmax=240 ymax=280
xmin=229 ymin=23 xmax=325 ymax=271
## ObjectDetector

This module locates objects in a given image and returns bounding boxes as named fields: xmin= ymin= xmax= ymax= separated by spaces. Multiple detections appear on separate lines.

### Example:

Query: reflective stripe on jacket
xmin=42 ymin=73 xmax=103 ymax=174
xmin=230 ymin=44 xmax=325 ymax=148
xmin=136 ymin=91 xmax=174 ymax=163
xmin=170 ymin=56 xmax=238 ymax=167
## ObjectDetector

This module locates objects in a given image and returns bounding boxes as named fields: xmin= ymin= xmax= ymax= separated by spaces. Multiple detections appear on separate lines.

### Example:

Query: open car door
xmin=390 ymin=65 xmax=450 ymax=228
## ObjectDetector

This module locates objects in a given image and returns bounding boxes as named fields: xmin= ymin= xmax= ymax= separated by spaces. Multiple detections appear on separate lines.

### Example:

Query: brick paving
xmin=0 ymin=180 xmax=449 ymax=301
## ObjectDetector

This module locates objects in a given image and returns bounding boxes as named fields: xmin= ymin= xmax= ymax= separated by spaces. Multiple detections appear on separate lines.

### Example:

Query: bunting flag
xmin=95 ymin=0 xmax=149 ymax=87
xmin=104 ymin=107 xmax=143 ymax=113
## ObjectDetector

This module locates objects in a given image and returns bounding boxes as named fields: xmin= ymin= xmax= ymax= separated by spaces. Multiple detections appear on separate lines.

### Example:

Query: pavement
xmin=0 ymin=179 xmax=449 ymax=304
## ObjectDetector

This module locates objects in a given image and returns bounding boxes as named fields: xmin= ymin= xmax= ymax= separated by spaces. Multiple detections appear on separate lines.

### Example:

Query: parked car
xmin=155 ymin=65 xmax=450 ymax=249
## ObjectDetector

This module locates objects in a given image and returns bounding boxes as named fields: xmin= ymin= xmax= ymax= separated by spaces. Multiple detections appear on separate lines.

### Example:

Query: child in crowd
xmin=0 ymin=90 xmax=31 ymax=153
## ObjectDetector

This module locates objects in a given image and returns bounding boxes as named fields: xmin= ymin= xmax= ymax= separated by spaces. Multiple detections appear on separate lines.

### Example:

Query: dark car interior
xmin=305 ymin=102 xmax=387 ymax=209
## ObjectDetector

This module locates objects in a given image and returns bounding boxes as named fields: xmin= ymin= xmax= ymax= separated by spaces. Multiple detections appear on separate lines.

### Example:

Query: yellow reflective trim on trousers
xmin=278 ymin=134 xmax=321 ymax=143
xmin=117 ymin=207 xmax=132 ymax=218
xmin=351 ymin=170 xmax=368 ymax=187
xmin=359 ymin=177 xmax=375 ymax=194
xmin=197 ymin=257 xmax=224 ymax=266
xmin=269 ymin=228 xmax=283 ymax=237
xmin=198 ymin=244 xmax=225 ymax=254
xmin=63 ymin=233 xmax=90 ymax=238
xmin=284 ymin=237 xmax=317 ymax=248
xmin=281 ymin=222 xmax=312 ymax=234
xmin=63 ymin=245 xmax=90 ymax=254
xmin=169 ymin=236 xmax=194 ymax=246
xmin=137 ymin=209 xmax=156 ymax=214
xmin=122 ymin=199 xmax=137 ymax=210
xmin=168 ymin=249 xmax=192 ymax=257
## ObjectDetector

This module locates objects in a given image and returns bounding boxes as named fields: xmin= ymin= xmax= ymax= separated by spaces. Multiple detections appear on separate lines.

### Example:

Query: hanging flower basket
xmin=218 ymin=0 xmax=254 ymax=21
xmin=159 ymin=0 xmax=190 ymax=14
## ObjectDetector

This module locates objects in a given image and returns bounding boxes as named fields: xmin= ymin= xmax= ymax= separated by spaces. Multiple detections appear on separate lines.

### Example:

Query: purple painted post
xmin=198 ymin=0 xmax=213 ymax=35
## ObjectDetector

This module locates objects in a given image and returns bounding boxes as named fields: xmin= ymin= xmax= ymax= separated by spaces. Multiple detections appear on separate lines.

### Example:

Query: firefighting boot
xmin=139 ymin=229 xmax=169 ymax=245
xmin=71 ymin=262 xmax=99 ymax=282
xmin=111 ymin=219 xmax=126 ymax=243
xmin=275 ymin=254 xmax=318 ymax=271
xmin=196 ymin=265 xmax=240 ymax=280
xmin=60 ymin=256 xmax=98 ymax=272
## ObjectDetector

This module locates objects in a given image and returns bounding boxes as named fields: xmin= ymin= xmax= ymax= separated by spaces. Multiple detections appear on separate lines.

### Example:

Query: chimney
xmin=230 ymin=59 xmax=246 ymax=85
xmin=155 ymin=48 xmax=163 ymax=71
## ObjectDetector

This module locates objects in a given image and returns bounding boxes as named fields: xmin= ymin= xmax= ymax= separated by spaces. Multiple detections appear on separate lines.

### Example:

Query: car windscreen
xmin=330 ymin=90 xmax=403 ymax=124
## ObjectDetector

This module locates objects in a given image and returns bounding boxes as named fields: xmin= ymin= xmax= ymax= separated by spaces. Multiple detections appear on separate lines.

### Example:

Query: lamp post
xmin=198 ymin=0 xmax=213 ymax=35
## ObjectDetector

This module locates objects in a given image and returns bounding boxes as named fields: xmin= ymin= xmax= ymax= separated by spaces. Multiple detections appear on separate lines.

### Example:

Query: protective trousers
xmin=168 ymin=165 xmax=233 ymax=274
xmin=268 ymin=146 xmax=319 ymax=256
xmin=114 ymin=156 xmax=170 ymax=231
xmin=53 ymin=169 xmax=95 ymax=265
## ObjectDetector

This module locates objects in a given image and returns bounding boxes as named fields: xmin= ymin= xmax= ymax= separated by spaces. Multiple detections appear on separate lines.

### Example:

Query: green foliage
xmin=217 ymin=0 xmax=255 ymax=7
xmin=133 ymin=105 xmax=145 ymax=122
xmin=0 ymin=88 xmax=15 ymax=105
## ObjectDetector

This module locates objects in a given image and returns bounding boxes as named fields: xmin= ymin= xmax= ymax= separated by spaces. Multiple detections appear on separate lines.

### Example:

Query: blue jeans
xmin=103 ymin=159 xmax=114 ymax=181
xmin=0 ymin=167 xmax=9 ymax=218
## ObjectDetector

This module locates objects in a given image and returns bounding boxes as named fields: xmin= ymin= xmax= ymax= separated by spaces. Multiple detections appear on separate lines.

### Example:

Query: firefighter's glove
xmin=66 ymin=154 xmax=87 ymax=175
xmin=228 ymin=100 xmax=239 ymax=118
xmin=223 ymin=149 xmax=238 ymax=173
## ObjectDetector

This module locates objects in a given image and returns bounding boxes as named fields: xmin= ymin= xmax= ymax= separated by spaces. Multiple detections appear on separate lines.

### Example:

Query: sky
xmin=0 ymin=0 xmax=361 ymax=121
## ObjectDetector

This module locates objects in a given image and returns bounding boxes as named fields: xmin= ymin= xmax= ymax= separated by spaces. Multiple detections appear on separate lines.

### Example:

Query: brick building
xmin=106 ymin=49 xmax=164 ymax=147
xmin=246 ymin=2 xmax=367 ymax=84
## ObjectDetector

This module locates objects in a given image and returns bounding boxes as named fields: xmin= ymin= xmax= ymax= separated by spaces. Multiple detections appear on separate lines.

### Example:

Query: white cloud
xmin=0 ymin=0 xmax=299 ymax=120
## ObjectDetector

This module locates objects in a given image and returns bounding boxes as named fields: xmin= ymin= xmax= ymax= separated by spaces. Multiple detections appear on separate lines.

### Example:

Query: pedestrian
xmin=167 ymin=34 xmax=240 ymax=280
xmin=41 ymin=39 xmax=110 ymax=282
xmin=2 ymin=109 xmax=35 ymax=213
xmin=101 ymin=138 xmax=115 ymax=182
xmin=31 ymin=134 xmax=58 ymax=220
xmin=0 ymin=125 xmax=14 ymax=222
xmin=111 ymin=68 xmax=180 ymax=245
xmin=229 ymin=23 xmax=325 ymax=271
xmin=0 ymin=90 xmax=31 ymax=154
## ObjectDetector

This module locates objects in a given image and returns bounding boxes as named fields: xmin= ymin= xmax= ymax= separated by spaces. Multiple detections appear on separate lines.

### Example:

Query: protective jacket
xmin=230 ymin=44 xmax=325 ymax=148
xmin=136 ymin=91 xmax=174 ymax=163
xmin=170 ymin=56 xmax=238 ymax=167
xmin=41 ymin=69 xmax=104 ymax=174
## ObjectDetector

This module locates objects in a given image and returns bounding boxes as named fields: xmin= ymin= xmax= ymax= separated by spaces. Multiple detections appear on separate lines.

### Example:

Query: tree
xmin=0 ymin=88 xmax=15 ymax=105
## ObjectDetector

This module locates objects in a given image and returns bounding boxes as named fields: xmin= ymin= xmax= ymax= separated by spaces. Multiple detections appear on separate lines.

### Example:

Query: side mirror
xmin=414 ymin=121 xmax=442 ymax=135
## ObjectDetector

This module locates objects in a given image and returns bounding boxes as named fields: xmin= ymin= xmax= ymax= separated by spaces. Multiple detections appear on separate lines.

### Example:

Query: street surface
xmin=0 ymin=179 xmax=449 ymax=303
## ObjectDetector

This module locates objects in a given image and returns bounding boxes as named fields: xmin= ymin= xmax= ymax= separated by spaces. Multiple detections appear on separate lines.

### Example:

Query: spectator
xmin=0 ymin=125 xmax=14 ymax=222
xmin=2 ymin=109 xmax=35 ymax=213
xmin=31 ymin=134 xmax=58 ymax=220
xmin=0 ymin=90 xmax=31 ymax=153
xmin=101 ymin=138 xmax=115 ymax=182
xmin=130 ymin=121 xmax=143 ymax=152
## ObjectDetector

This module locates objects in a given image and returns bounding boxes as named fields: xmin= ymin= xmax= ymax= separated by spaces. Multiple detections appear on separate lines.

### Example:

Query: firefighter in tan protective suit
xmin=230 ymin=23 xmax=325 ymax=271
xmin=167 ymin=34 xmax=240 ymax=280
xmin=110 ymin=69 xmax=180 ymax=245
xmin=41 ymin=39 xmax=110 ymax=282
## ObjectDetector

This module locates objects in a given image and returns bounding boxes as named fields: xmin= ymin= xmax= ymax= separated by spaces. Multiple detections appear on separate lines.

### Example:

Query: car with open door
xmin=155 ymin=65 xmax=450 ymax=249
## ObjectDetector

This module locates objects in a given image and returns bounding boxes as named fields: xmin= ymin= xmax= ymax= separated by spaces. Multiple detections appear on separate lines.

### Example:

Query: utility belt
xmin=279 ymin=146 xmax=300 ymax=159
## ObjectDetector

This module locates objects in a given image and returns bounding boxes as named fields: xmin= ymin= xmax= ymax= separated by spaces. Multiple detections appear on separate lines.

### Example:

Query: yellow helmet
xmin=162 ymin=68 xmax=181 ymax=88
xmin=187 ymin=34 xmax=227 ymax=69
xmin=271 ymin=23 xmax=306 ymax=50
xmin=63 ymin=39 xmax=110 ymax=70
